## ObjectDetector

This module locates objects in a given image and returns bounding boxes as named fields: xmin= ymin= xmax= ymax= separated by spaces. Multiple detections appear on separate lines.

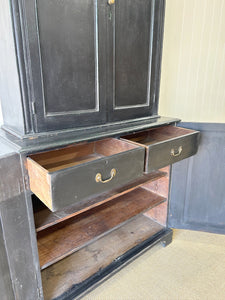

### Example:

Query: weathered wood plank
xmin=41 ymin=215 xmax=164 ymax=300
xmin=37 ymin=188 xmax=166 ymax=269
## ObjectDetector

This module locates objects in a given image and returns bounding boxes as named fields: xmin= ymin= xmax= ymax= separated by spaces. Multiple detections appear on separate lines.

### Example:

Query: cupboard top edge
xmin=0 ymin=116 xmax=180 ymax=154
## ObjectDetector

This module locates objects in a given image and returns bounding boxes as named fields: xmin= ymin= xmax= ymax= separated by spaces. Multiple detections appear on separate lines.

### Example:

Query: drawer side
xmin=27 ymin=158 xmax=53 ymax=210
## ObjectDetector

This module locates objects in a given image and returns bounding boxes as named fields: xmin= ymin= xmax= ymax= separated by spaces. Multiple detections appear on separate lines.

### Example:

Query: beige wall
xmin=159 ymin=0 xmax=225 ymax=123
xmin=0 ymin=104 xmax=2 ymax=125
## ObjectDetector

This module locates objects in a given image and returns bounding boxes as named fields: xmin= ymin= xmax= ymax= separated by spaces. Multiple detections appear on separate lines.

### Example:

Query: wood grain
xmin=41 ymin=215 xmax=164 ymax=300
xmin=95 ymin=138 xmax=138 ymax=156
xmin=144 ymin=166 xmax=169 ymax=225
xmin=29 ymin=142 xmax=95 ymax=166
xmin=28 ymin=138 xmax=139 ymax=172
xmin=142 ymin=174 xmax=169 ymax=198
xmin=43 ymin=153 xmax=103 ymax=172
xmin=145 ymin=202 xmax=168 ymax=226
xmin=33 ymin=170 xmax=167 ymax=232
xmin=37 ymin=187 xmax=166 ymax=269
xmin=27 ymin=158 xmax=53 ymax=210
xmin=122 ymin=126 xmax=197 ymax=146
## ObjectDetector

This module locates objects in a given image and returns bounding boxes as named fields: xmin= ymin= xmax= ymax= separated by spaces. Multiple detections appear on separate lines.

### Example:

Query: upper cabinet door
xmin=23 ymin=0 xmax=107 ymax=132
xmin=107 ymin=0 xmax=165 ymax=122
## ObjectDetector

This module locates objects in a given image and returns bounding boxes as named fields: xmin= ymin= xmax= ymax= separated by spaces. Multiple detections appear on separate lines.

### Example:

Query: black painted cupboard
xmin=1 ymin=0 xmax=165 ymax=135
xmin=2 ymin=1 xmax=223 ymax=300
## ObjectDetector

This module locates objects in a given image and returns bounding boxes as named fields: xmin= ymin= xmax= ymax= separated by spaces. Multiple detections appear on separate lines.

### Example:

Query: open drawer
xmin=121 ymin=126 xmax=200 ymax=173
xmin=27 ymin=138 xmax=145 ymax=211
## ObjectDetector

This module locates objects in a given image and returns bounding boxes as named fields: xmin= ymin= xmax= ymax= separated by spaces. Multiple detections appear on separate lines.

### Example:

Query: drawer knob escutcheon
xmin=171 ymin=146 xmax=183 ymax=157
xmin=95 ymin=168 xmax=116 ymax=183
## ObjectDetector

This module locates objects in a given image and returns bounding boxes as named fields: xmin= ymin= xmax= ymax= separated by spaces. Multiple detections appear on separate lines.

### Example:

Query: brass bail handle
xmin=171 ymin=146 xmax=183 ymax=157
xmin=108 ymin=0 xmax=115 ymax=5
xmin=95 ymin=168 xmax=116 ymax=184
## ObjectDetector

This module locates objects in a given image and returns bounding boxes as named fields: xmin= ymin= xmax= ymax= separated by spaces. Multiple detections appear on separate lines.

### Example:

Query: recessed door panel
xmin=114 ymin=0 xmax=151 ymax=108
xmin=24 ymin=0 xmax=107 ymax=132
xmin=107 ymin=0 xmax=164 ymax=122
xmin=37 ymin=0 xmax=98 ymax=115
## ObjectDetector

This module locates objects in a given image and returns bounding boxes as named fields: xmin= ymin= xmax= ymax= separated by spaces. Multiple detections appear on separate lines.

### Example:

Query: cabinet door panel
xmin=107 ymin=0 xmax=165 ymax=122
xmin=114 ymin=0 xmax=151 ymax=108
xmin=23 ymin=0 xmax=107 ymax=132
xmin=38 ymin=0 xmax=97 ymax=114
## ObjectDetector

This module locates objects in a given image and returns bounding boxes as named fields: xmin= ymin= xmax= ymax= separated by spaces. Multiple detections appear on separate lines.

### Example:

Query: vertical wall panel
xmin=0 ymin=0 xmax=25 ymax=132
xmin=0 ymin=104 xmax=3 ymax=125
xmin=159 ymin=0 xmax=225 ymax=123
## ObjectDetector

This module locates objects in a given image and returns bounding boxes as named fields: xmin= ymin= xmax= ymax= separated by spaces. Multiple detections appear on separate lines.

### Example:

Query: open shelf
xmin=41 ymin=215 xmax=165 ymax=300
xmin=34 ymin=166 xmax=170 ymax=298
xmin=37 ymin=187 xmax=166 ymax=270
xmin=33 ymin=170 xmax=167 ymax=232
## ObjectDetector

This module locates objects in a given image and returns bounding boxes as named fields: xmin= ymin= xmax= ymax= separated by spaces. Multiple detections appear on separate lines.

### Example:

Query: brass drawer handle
xmin=95 ymin=168 xmax=116 ymax=183
xmin=108 ymin=0 xmax=115 ymax=5
xmin=171 ymin=146 xmax=183 ymax=157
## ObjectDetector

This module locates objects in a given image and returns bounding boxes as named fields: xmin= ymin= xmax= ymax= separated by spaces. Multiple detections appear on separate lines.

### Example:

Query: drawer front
xmin=50 ymin=148 xmax=145 ymax=211
xmin=146 ymin=132 xmax=200 ymax=172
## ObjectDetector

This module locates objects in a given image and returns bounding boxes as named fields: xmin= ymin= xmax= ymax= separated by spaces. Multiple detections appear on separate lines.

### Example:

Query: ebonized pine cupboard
xmin=0 ymin=0 xmax=200 ymax=299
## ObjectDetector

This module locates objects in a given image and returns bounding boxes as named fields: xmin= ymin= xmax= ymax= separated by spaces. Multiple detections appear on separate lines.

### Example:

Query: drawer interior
xmin=28 ymin=138 xmax=138 ymax=173
xmin=32 ymin=167 xmax=170 ymax=299
xmin=121 ymin=125 xmax=197 ymax=146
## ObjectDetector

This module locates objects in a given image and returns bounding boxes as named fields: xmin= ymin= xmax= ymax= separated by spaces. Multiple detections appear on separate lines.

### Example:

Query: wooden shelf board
xmin=41 ymin=215 xmax=164 ymax=300
xmin=34 ymin=170 xmax=167 ymax=232
xmin=37 ymin=187 xmax=166 ymax=270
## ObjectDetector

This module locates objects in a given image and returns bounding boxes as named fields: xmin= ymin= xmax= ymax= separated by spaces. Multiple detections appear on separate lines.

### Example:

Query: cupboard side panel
xmin=0 ymin=220 xmax=14 ymax=300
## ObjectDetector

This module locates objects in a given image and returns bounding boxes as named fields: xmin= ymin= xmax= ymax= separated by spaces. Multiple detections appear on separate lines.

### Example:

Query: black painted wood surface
xmin=169 ymin=122 xmax=225 ymax=234
xmin=107 ymin=0 xmax=165 ymax=122
xmin=0 ymin=221 xmax=14 ymax=300
xmin=145 ymin=130 xmax=200 ymax=172
xmin=23 ymin=0 xmax=107 ymax=132
xmin=51 ymin=147 xmax=144 ymax=211
xmin=122 ymin=126 xmax=200 ymax=173
xmin=1 ymin=0 xmax=165 ymax=135
xmin=0 ymin=116 xmax=179 ymax=153
xmin=0 ymin=146 xmax=43 ymax=299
